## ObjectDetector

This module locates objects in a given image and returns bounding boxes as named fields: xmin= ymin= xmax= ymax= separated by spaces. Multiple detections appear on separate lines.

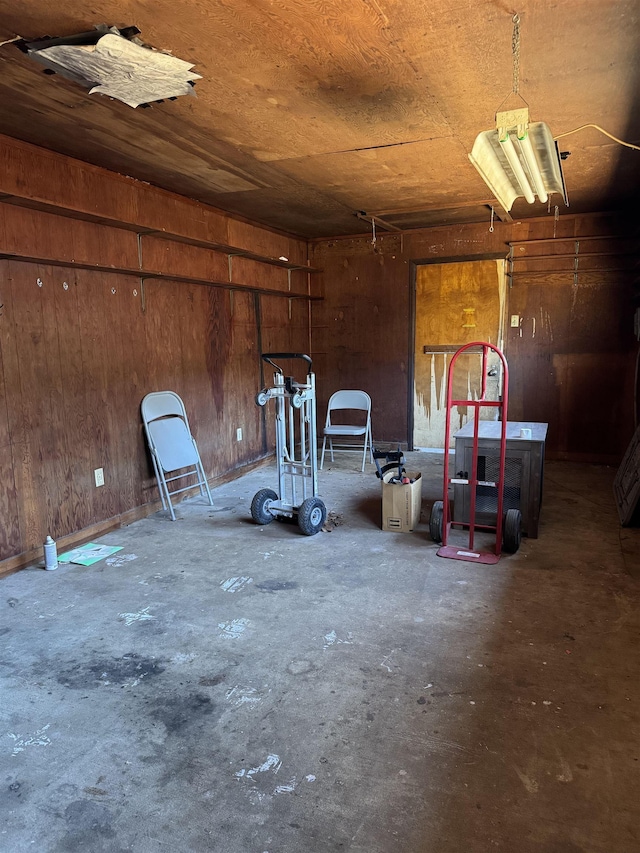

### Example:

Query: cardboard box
xmin=381 ymin=471 xmax=422 ymax=532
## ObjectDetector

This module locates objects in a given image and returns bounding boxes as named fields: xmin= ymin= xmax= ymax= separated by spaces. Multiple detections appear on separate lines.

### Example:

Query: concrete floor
xmin=1 ymin=453 xmax=639 ymax=853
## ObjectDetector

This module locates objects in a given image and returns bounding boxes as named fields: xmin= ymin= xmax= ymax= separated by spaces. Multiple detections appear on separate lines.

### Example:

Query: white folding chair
xmin=320 ymin=390 xmax=373 ymax=472
xmin=141 ymin=391 xmax=214 ymax=521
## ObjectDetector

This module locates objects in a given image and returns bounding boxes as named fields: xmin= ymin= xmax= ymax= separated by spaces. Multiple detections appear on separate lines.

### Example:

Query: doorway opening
xmin=412 ymin=258 xmax=508 ymax=450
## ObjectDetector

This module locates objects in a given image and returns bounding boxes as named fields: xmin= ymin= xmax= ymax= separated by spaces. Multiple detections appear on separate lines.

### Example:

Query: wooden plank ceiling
xmin=0 ymin=0 xmax=638 ymax=238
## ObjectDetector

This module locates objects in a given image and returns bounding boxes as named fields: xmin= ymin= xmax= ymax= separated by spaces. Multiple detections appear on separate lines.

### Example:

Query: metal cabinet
xmin=452 ymin=421 xmax=548 ymax=538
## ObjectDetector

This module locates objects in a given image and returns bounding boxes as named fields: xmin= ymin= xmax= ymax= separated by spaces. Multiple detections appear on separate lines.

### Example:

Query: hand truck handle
xmin=261 ymin=353 xmax=312 ymax=374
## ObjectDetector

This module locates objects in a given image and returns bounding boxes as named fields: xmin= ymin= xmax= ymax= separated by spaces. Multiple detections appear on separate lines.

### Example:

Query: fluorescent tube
xmin=499 ymin=133 xmax=535 ymax=204
xmin=518 ymin=132 xmax=548 ymax=204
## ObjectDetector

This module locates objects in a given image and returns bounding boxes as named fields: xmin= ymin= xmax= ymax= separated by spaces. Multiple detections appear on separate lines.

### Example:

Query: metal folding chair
xmin=141 ymin=391 xmax=213 ymax=521
xmin=320 ymin=390 xmax=373 ymax=472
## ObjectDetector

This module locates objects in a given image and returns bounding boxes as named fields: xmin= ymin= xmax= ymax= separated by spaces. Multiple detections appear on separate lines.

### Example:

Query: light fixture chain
xmin=512 ymin=14 xmax=521 ymax=95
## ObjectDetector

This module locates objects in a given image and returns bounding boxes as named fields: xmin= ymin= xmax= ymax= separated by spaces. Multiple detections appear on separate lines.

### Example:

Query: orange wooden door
xmin=413 ymin=260 xmax=507 ymax=449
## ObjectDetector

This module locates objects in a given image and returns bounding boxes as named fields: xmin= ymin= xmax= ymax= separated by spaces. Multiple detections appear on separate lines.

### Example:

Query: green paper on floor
xmin=58 ymin=543 xmax=123 ymax=566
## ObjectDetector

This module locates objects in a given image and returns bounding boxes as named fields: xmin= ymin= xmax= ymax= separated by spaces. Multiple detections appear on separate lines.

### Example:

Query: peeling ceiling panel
xmin=22 ymin=27 xmax=201 ymax=108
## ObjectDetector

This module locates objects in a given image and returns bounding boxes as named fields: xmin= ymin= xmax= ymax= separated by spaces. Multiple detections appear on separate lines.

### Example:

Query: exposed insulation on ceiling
xmin=23 ymin=27 xmax=201 ymax=108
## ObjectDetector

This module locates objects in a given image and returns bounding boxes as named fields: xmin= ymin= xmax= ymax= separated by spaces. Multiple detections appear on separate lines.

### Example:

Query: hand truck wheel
xmin=429 ymin=500 xmax=444 ymax=543
xmin=297 ymin=497 xmax=327 ymax=536
xmin=251 ymin=488 xmax=278 ymax=525
xmin=502 ymin=508 xmax=522 ymax=553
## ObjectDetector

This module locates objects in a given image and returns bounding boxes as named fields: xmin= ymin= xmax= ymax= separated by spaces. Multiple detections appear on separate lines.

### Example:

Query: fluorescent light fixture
xmin=469 ymin=108 xmax=568 ymax=212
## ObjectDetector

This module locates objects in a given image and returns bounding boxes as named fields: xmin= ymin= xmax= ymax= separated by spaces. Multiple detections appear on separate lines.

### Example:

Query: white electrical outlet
xmin=236 ymin=428 xmax=243 ymax=442
xmin=510 ymin=314 xmax=520 ymax=328
xmin=94 ymin=467 xmax=105 ymax=487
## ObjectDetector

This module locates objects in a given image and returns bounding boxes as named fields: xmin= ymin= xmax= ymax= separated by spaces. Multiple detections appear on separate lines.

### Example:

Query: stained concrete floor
xmin=1 ymin=453 xmax=639 ymax=853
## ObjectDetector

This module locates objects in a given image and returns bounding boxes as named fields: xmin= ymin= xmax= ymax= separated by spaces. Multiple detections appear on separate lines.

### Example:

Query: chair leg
xmin=150 ymin=455 xmax=168 ymax=512
xmin=157 ymin=468 xmax=176 ymax=521
xmin=197 ymin=458 xmax=215 ymax=506
xmin=361 ymin=426 xmax=373 ymax=472
xmin=151 ymin=453 xmax=176 ymax=520
xmin=197 ymin=473 xmax=206 ymax=498
xmin=320 ymin=436 xmax=327 ymax=470
xmin=193 ymin=446 xmax=214 ymax=506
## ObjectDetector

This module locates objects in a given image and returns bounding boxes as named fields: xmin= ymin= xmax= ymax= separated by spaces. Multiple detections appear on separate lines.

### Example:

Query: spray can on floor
xmin=44 ymin=535 xmax=58 ymax=571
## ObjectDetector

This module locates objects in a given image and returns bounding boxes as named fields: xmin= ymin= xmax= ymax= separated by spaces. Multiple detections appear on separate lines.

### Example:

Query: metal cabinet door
xmin=453 ymin=439 xmax=532 ymax=535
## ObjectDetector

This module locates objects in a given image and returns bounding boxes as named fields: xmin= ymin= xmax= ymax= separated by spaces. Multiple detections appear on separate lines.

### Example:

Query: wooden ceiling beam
xmin=366 ymin=198 xmax=514 ymax=225
xmin=355 ymin=211 xmax=403 ymax=232
xmin=368 ymin=198 xmax=498 ymax=216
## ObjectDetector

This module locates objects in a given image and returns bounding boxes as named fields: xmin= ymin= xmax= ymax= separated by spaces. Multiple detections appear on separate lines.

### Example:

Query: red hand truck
xmin=429 ymin=342 xmax=521 ymax=564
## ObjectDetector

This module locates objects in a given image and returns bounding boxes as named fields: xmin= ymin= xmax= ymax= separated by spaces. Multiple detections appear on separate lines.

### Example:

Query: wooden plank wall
xmin=0 ymin=140 xmax=310 ymax=571
xmin=310 ymin=246 xmax=410 ymax=445
xmin=310 ymin=213 xmax=638 ymax=462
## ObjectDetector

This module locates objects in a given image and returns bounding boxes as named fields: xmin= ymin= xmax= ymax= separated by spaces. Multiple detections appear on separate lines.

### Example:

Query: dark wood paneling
xmin=0 ymin=135 xmax=226 ymax=245
xmin=201 ymin=286 xmax=234 ymax=430
xmin=227 ymin=219 xmax=293 ymax=261
xmin=506 ymin=275 xmax=635 ymax=460
xmin=220 ymin=290 xmax=263 ymax=470
xmin=232 ymin=257 xmax=289 ymax=292
xmin=0 ymin=261 xmax=23 ymax=453
xmin=0 ymin=142 xmax=310 ymax=569
xmin=0 ymin=258 xmax=284 ymax=566
xmin=0 ymin=264 xmax=21 ymax=558
xmin=4 ymin=262 xmax=65 ymax=548
xmin=0 ymin=134 xmax=309 ymax=252
xmin=0 ymin=203 xmax=140 ymax=268
xmin=260 ymin=293 xmax=310 ymax=356
xmin=142 ymin=279 xmax=189 ymax=504
xmin=135 ymin=191 xmax=231 ymax=246
xmin=142 ymin=281 xmax=263 ymax=485
xmin=311 ymin=247 xmax=409 ymax=444
xmin=0 ymin=203 xmax=311 ymax=297
xmin=76 ymin=271 xmax=122 ymax=523
xmin=94 ymin=273 xmax=150 ymax=516
xmin=73 ymin=217 xmax=140 ymax=270
xmin=177 ymin=284 xmax=221 ymax=476
xmin=180 ymin=284 xmax=263 ymax=475
xmin=289 ymin=269 xmax=309 ymax=294
xmin=142 ymin=235 xmax=229 ymax=281
xmin=0 ymin=264 xmax=11 ymax=454
xmin=0 ymin=443 xmax=20 ymax=560
xmin=46 ymin=267 xmax=88 ymax=536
